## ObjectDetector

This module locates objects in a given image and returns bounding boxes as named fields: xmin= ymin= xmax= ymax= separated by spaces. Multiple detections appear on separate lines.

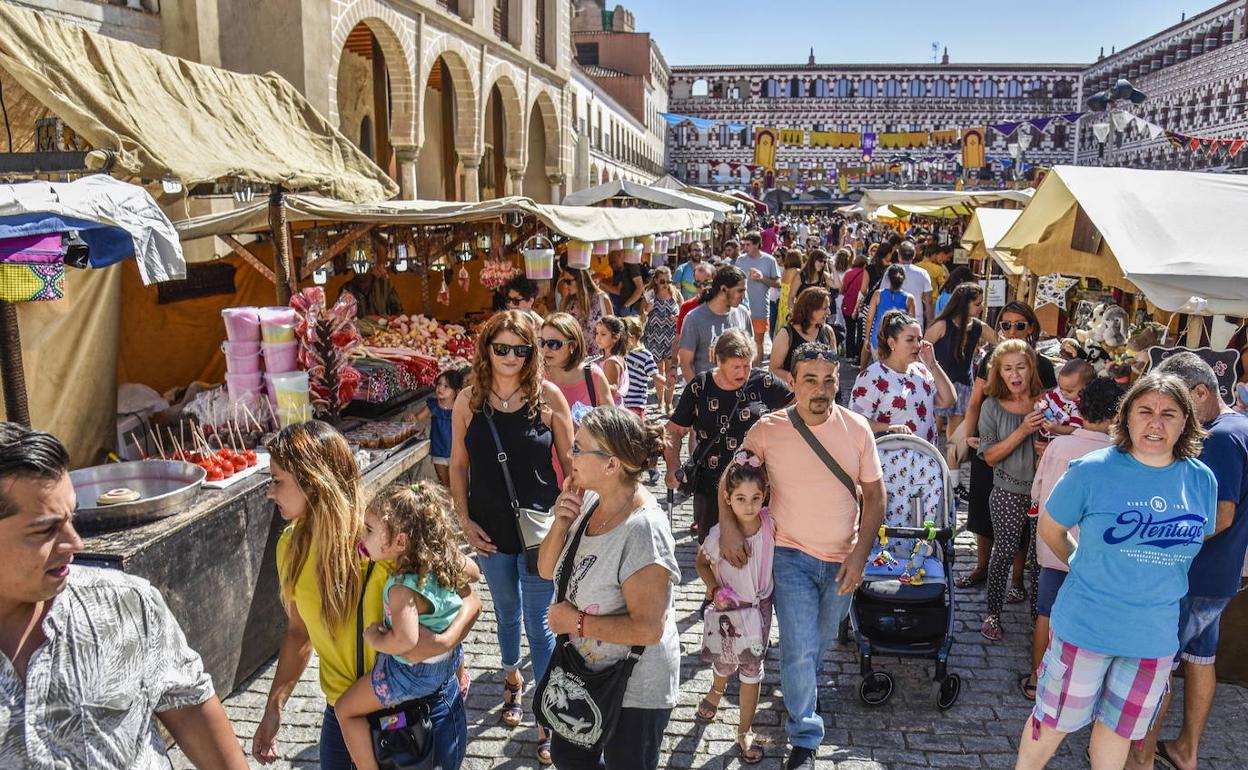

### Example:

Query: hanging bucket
xmin=566 ymin=240 xmax=593 ymax=270
xmin=623 ymin=243 xmax=643 ymax=265
xmin=522 ymin=235 xmax=555 ymax=279
xmin=639 ymin=234 xmax=656 ymax=255
xmin=221 ymin=307 xmax=261 ymax=342
xmin=592 ymin=240 xmax=609 ymax=256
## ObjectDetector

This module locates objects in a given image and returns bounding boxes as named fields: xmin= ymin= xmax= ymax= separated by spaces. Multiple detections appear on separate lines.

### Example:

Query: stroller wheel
xmin=858 ymin=671 xmax=894 ymax=706
xmin=933 ymin=674 xmax=961 ymax=710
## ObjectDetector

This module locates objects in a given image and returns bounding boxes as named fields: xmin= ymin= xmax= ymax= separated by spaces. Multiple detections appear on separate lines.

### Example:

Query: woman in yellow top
xmin=250 ymin=421 xmax=481 ymax=769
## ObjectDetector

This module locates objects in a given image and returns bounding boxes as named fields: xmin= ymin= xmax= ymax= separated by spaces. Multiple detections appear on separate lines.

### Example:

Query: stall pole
xmin=0 ymin=300 xmax=31 ymax=425
xmin=268 ymin=187 xmax=295 ymax=304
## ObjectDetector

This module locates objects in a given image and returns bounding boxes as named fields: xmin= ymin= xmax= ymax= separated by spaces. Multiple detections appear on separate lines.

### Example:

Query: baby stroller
xmin=845 ymin=433 xmax=960 ymax=709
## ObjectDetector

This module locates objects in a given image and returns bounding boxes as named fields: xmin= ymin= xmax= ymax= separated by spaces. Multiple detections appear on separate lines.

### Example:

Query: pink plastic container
xmin=261 ymin=341 xmax=300 ymax=373
xmin=258 ymin=306 xmax=298 ymax=343
xmin=224 ymin=351 xmax=261 ymax=374
xmin=226 ymin=372 xmax=263 ymax=400
xmin=221 ymin=307 xmax=261 ymax=342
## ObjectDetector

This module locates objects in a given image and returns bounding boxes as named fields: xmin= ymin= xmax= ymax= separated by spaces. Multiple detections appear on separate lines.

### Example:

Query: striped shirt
xmin=623 ymin=347 xmax=658 ymax=409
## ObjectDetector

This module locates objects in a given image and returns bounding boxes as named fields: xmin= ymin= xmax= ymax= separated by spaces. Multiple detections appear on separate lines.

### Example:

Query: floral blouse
xmin=849 ymin=360 xmax=939 ymax=444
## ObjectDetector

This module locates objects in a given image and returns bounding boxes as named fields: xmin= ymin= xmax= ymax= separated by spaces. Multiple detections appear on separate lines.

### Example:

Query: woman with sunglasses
xmin=958 ymin=303 xmax=1056 ymax=596
xmin=540 ymin=313 xmax=613 ymax=428
xmin=449 ymin=310 xmax=573 ymax=765
xmin=537 ymin=407 xmax=679 ymax=770
xmin=641 ymin=267 xmax=681 ymax=415
xmin=557 ymin=266 xmax=612 ymax=357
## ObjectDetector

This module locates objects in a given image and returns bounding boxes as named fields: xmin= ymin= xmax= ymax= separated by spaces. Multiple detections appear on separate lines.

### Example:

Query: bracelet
xmin=577 ymin=610 xmax=587 ymax=637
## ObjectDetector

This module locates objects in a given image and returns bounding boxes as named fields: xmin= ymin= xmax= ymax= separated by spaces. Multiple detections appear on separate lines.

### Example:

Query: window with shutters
xmin=535 ymin=0 xmax=548 ymax=64
xmin=493 ymin=0 xmax=509 ymax=41
xmin=436 ymin=0 xmax=460 ymax=17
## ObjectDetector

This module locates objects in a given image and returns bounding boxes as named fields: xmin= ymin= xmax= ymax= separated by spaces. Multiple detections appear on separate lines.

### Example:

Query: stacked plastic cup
xmin=268 ymin=371 xmax=313 ymax=427
xmin=221 ymin=308 xmax=263 ymax=402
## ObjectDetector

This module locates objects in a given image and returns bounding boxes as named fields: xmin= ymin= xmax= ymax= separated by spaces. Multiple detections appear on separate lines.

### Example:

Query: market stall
xmin=995 ymin=164 xmax=1248 ymax=686
xmin=961 ymin=207 xmax=1025 ymax=314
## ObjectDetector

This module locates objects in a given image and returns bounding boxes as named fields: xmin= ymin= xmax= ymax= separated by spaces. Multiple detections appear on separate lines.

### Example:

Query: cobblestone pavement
xmin=174 ymin=383 xmax=1248 ymax=769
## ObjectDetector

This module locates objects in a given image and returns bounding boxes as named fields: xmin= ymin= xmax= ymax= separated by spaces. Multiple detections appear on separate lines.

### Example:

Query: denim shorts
xmin=1035 ymin=567 xmax=1068 ymax=618
xmin=1176 ymin=595 xmax=1232 ymax=665
xmin=372 ymin=645 xmax=464 ymax=708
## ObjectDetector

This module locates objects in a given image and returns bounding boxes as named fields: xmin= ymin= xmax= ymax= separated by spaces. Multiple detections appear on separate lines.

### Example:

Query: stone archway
xmin=417 ymin=47 xmax=478 ymax=201
xmin=524 ymin=89 xmax=562 ymax=203
xmin=482 ymin=73 xmax=524 ymax=198
xmin=330 ymin=11 xmax=416 ymax=183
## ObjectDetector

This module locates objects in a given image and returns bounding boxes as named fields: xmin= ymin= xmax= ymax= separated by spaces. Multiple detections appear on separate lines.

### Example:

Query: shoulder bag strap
xmin=356 ymin=560 xmax=377 ymax=679
xmin=583 ymin=363 xmax=597 ymax=407
xmin=786 ymin=406 xmax=859 ymax=504
xmin=690 ymin=386 xmax=744 ymax=465
xmin=483 ymin=409 xmax=521 ymax=513
xmin=556 ymin=507 xmax=595 ymax=601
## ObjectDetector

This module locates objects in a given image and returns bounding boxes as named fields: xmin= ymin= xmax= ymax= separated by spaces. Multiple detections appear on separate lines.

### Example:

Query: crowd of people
xmin=2 ymin=213 xmax=1245 ymax=770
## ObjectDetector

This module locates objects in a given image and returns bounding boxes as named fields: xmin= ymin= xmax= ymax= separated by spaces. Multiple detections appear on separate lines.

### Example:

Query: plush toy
xmin=1092 ymin=304 xmax=1130 ymax=349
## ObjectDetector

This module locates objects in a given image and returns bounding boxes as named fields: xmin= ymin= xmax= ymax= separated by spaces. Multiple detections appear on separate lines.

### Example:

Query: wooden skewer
xmin=128 ymin=432 xmax=147 ymax=460
xmin=151 ymin=426 xmax=166 ymax=459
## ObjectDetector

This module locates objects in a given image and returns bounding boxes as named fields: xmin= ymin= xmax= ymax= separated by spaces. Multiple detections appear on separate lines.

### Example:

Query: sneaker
xmin=785 ymin=746 xmax=816 ymax=769
xmin=647 ymin=468 xmax=660 ymax=485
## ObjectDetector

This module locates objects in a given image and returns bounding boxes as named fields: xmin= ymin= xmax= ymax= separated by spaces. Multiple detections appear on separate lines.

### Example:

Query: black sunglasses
xmin=537 ymin=337 xmax=567 ymax=350
xmin=506 ymin=295 xmax=525 ymax=305
xmin=999 ymin=321 xmax=1030 ymax=332
xmin=490 ymin=342 xmax=534 ymax=359
xmin=794 ymin=345 xmax=839 ymax=363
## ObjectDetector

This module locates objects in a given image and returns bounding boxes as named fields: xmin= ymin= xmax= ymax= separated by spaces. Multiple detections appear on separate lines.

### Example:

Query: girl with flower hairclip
xmin=693 ymin=448 xmax=774 ymax=764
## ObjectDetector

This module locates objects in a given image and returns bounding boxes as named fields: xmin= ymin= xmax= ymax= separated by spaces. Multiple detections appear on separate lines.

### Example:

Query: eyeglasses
xmin=505 ymin=295 xmax=525 ymax=306
xmin=571 ymin=443 xmax=611 ymax=458
xmin=999 ymin=321 xmax=1030 ymax=332
xmin=696 ymin=280 xmax=712 ymax=288
xmin=559 ymin=278 xmax=576 ymax=286
xmin=537 ymin=337 xmax=567 ymax=350
xmin=656 ymin=280 xmax=670 ymax=286
xmin=490 ymin=342 xmax=534 ymax=359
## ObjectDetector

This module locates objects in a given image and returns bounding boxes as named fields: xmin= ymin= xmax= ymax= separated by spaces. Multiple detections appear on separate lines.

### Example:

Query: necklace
xmin=491 ymin=385 xmax=523 ymax=409
xmin=592 ymin=493 xmax=638 ymax=535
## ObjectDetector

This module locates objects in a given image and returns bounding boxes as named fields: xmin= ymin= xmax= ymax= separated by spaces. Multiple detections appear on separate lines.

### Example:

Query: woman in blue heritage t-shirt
xmin=1016 ymin=373 xmax=1216 ymax=770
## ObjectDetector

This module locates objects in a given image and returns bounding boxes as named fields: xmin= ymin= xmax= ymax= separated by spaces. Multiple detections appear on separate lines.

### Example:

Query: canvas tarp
xmin=175 ymin=194 xmax=718 ymax=250
xmin=857 ymin=188 xmax=1032 ymax=212
xmin=996 ymin=165 xmax=1248 ymax=315
xmin=561 ymin=179 xmax=734 ymax=221
xmin=0 ymin=3 xmax=396 ymax=202
xmin=961 ymin=207 xmax=1023 ymax=276
xmin=0 ymin=175 xmax=185 ymax=283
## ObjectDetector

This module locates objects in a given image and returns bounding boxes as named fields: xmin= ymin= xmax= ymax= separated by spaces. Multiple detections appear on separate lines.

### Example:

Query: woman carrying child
xmin=337 ymin=482 xmax=477 ymax=770
xmin=695 ymin=449 xmax=774 ymax=764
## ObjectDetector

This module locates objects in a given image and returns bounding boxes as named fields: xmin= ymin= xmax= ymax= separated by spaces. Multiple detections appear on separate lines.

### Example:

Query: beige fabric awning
xmin=175 ymin=194 xmax=718 ymax=256
xmin=961 ymin=207 xmax=1024 ymax=276
xmin=0 ymin=4 xmax=397 ymax=202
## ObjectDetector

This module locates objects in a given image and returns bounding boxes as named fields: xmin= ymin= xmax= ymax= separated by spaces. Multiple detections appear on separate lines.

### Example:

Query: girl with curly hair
xmin=338 ymin=482 xmax=480 ymax=770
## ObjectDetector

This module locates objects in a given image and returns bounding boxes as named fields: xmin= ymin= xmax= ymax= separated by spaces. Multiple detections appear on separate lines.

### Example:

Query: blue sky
xmin=623 ymin=0 xmax=1205 ymax=66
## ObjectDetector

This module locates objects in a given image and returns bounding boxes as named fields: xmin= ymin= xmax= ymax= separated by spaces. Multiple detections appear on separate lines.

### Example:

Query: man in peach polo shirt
xmin=718 ymin=341 xmax=886 ymax=770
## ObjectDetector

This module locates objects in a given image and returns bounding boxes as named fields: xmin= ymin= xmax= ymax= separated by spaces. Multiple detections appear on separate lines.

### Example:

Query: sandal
xmin=1006 ymin=587 xmax=1027 ymax=604
xmin=980 ymin=616 xmax=1004 ymax=641
xmin=1018 ymin=674 xmax=1037 ymax=702
xmin=501 ymin=678 xmax=523 ymax=727
xmin=536 ymin=729 xmax=552 ymax=766
xmin=955 ymin=568 xmax=988 ymax=588
xmin=737 ymin=730 xmax=765 ymax=765
xmin=696 ymin=686 xmax=724 ymax=721
xmin=1155 ymin=740 xmax=1184 ymax=770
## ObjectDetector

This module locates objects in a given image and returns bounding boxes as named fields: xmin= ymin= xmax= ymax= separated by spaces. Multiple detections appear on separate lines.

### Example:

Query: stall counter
xmin=78 ymin=438 xmax=430 ymax=697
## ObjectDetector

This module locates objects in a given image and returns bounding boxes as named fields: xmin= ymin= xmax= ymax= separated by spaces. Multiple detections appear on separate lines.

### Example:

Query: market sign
xmin=982 ymin=277 xmax=1007 ymax=308
xmin=1147 ymin=345 xmax=1240 ymax=406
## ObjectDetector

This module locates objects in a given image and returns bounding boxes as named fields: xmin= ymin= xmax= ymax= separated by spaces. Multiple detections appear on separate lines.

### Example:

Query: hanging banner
xmin=809 ymin=131 xmax=860 ymax=148
xmin=990 ymin=121 xmax=1022 ymax=137
xmin=961 ymin=128 xmax=985 ymax=169
xmin=1230 ymin=140 xmax=1246 ymax=157
xmin=1092 ymin=123 xmax=1111 ymax=144
xmin=879 ymin=131 xmax=929 ymax=149
xmin=779 ymin=128 xmax=805 ymax=146
xmin=929 ymin=129 xmax=959 ymax=146
xmin=837 ymin=168 xmax=849 ymax=194
xmin=1028 ymin=116 xmax=1055 ymax=133
xmin=862 ymin=132 xmax=876 ymax=161
xmin=753 ymin=127 xmax=779 ymax=170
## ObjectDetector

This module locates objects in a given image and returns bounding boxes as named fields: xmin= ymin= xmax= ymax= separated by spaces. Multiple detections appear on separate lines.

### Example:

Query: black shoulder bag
xmin=583 ymin=363 xmax=598 ymax=406
xmin=676 ymin=384 xmax=745 ymax=497
xmin=787 ymin=406 xmax=861 ymax=508
xmin=357 ymin=561 xmax=436 ymax=770
xmin=533 ymin=507 xmax=645 ymax=754
xmin=484 ymin=408 xmax=554 ymax=572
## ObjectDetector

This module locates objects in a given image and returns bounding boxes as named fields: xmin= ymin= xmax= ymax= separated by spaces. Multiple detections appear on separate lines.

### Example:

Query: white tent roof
xmin=997 ymin=165 xmax=1248 ymax=315
xmin=174 ymin=194 xmax=717 ymax=253
xmin=962 ymin=208 xmax=1024 ymax=276
xmin=857 ymin=188 xmax=1032 ymax=212
xmin=561 ymin=179 xmax=733 ymax=221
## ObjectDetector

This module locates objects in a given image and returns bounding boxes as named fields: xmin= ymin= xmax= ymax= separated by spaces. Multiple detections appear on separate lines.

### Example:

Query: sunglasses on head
xmin=537 ymin=337 xmax=567 ymax=350
xmin=999 ymin=321 xmax=1030 ymax=331
xmin=793 ymin=345 xmax=839 ymax=363
xmin=490 ymin=342 xmax=534 ymax=359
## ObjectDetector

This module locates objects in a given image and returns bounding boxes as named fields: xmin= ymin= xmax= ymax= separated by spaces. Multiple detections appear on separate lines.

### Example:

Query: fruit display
xmin=354 ymin=315 xmax=475 ymax=389
xmin=168 ymin=448 xmax=258 ymax=482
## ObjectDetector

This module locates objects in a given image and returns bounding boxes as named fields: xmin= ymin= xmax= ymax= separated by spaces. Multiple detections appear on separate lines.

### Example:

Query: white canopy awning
xmin=997 ymin=165 xmax=1248 ymax=315
xmin=962 ymin=207 xmax=1023 ymax=276
xmin=561 ymin=179 xmax=734 ymax=221
xmin=857 ymin=188 xmax=1032 ymax=213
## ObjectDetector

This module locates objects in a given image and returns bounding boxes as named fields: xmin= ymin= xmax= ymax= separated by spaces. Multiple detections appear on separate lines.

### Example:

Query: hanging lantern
xmin=474 ymin=231 xmax=492 ymax=251
xmin=521 ymin=235 xmax=556 ymax=279
xmin=566 ymin=240 xmax=593 ymax=270
xmin=393 ymin=240 xmax=409 ymax=273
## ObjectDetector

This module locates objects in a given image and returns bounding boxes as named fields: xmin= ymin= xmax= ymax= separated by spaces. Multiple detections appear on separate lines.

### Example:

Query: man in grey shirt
xmin=0 ymin=422 xmax=247 ymax=770
xmin=736 ymin=231 xmax=782 ymax=364
xmin=677 ymin=265 xmax=751 ymax=383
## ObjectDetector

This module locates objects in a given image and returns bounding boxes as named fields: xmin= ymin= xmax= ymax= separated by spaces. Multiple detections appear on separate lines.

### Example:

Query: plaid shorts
xmin=1031 ymin=634 xmax=1170 ymax=741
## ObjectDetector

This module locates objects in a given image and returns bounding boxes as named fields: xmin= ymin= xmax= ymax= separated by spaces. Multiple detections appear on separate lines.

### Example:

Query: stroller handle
xmin=880 ymin=525 xmax=954 ymax=540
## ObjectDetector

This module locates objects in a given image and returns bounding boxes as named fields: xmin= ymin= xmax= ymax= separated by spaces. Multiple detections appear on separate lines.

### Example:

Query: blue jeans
xmin=320 ymin=674 xmax=467 ymax=770
xmin=772 ymin=546 xmax=854 ymax=750
xmin=478 ymin=551 xmax=556 ymax=681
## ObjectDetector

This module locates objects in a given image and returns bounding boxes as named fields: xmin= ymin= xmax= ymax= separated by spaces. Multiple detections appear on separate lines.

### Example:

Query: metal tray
xmin=70 ymin=460 xmax=206 ymax=532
